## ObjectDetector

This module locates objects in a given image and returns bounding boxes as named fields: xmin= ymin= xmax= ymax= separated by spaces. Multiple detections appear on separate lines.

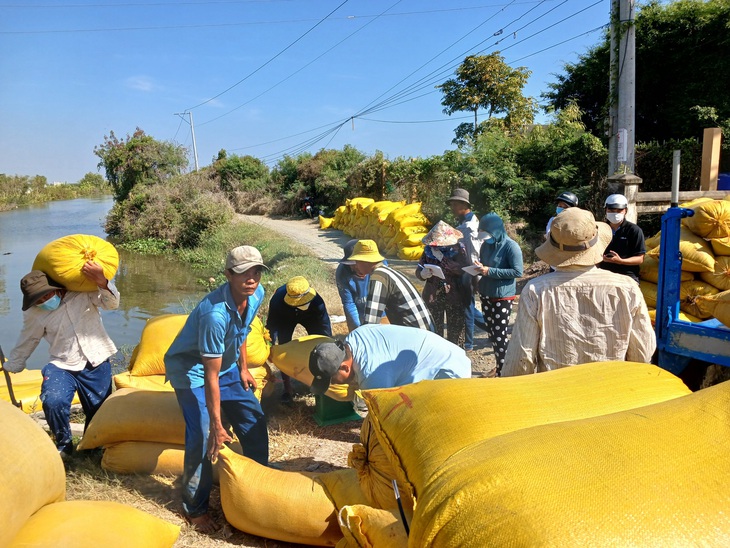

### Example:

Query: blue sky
xmin=1 ymin=0 xmax=610 ymax=184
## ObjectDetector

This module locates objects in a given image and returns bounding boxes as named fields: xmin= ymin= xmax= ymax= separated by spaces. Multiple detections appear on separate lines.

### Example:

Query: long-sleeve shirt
xmin=335 ymin=263 xmax=369 ymax=331
xmin=7 ymin=282 xmax=120 ymax=372
xmin=265 ymin=285 xmax=331 ymax=344
xmin=478 ymin=237 xmax=524 ymax=299
xmin=456 ymin=212 xmax=483 ymax=265
xmin=502 ymin=266 xmax=656 ymax=376
xmin=363 ymin=263 xmax=434 ymax=332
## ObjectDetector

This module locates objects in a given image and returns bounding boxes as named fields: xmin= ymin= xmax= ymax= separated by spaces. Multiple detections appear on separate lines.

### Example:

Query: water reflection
xmin=0 ymin=197 xmax=205 ymax=369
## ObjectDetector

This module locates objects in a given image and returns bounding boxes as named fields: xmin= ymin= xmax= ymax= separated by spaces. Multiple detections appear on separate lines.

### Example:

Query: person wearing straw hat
xmin=502 ymin=208 xmax=655 ymax=377
xmin=415 ymin=220 xmax=469 ymax=347
xmin=5 ymin=264 xmax=118 ymax=460
xmin=266 ymin=275 xmax=332 ymax=402
xmin=165 ymin=245 xmax=270 ymax=534
xmin=349 ymin=239 xmax=434 ymax=332
xmin=336 ymin=239 xmax=387 ymax=332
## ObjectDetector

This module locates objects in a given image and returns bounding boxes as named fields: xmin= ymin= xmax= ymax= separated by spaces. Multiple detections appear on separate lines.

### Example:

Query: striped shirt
xmin=363 ymin=264 xmax=434 ymax=331
xmin=502 ymin=266 xmax=656 ymax=376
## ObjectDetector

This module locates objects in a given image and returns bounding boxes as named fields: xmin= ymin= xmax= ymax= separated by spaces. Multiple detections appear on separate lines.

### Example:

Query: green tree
xmin=213 ymin=152 xmax=269 ymax=193
xmin=544 ymin=0 xmax=730 ymax=142
xmin=77 ymin=172 xmax=108 ymax=191
xmin=438 ymin=53 xmax=536 ymax=145
xmin=94 ymin=128 xmax=188 ymax=202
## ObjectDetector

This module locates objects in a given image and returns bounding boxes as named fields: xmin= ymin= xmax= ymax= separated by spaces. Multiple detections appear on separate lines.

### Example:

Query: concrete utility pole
xmin=608 ymin=0 xmax=637 ymax=176
xmin=174 ymin=111 xmax=200 ymax=172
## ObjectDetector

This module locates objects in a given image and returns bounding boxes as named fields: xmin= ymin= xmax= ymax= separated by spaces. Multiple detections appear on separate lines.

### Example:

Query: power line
xmin=359 ymin=114 xmax=476 ymax=124
xmin=185 ymin=0 xmax=350 ymax=110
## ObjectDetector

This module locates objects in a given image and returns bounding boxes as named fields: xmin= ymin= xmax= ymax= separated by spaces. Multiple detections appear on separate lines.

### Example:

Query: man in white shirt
xmin=5 ymin=263 xmax=119 ymax=458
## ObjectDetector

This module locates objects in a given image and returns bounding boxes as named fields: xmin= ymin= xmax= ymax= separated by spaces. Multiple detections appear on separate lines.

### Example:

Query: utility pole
xmin=608 ymin=0 xmax=637 ymax=176
xmin=174 ymin=111 xmax=200 ymax=172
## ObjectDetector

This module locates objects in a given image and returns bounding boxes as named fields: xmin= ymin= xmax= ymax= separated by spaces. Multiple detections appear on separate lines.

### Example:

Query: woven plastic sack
xmin=648 ymin=308 xmax=701 ymax=325
xmin=397 ymin=245 xmax=424 ymax=261
xmin=644 ymin=231 xmax=661 ymax=249
xmin=338 ymin=505 xmax=408 ymax=548
xmin=128 ymin=314 xmax=188 ymax=376
xmin=389 ymin=202 xmax=422 ymax=222
xmin=218 ymin=447 xmax=342 ymax=546
xmin=113 ymin=372 xmax=172 ymax=392
xmin=639 ymin=280 xmax=657 ymax=308
xmin=639 ymin=254 xmax=693 ymax=283
xmin=350 ymin=197 xmax=375 ymax=210
xmin=0 ymin=401 xmax=66 ymax=546
xmin=361 ymin=362 xmax=691 ymax=505
xmin=1 ymin=369 xmax=80 ymax=414
xmin=700 ymin=255 xmax=730 ymax=290
xmin=32 ymin=234 xmax=119 ymax=292
xmin=316 ymin=468 xmax=370 ymax=511
xmin=394 ymin=214 xmax=429 ymax=230
xmin=409 ymin=381 xmax=730 ymax=548
xmin=696 ymin=289 xmax=730 ymax=328
xmin=712 ymin=236 xmax=730 ymax=256
xmin=78 ymin=388 xmax=184 ymax=449
xmin=246 ymin=316 xmax=271 ymax=367
xmin=8 ymin=501 xmax=180 ymax=547
xmin=269 ymin=335 xmax=353 ymax=401
xmin=646 ymin=227 xmax=715 ymax=272
xmin=680 ymin=279 xmax=719 ymax=318
xmin=319 ymin=215 xmax=334 ymax=229
xmin=684 ymin=199 xmax=730 ymax=239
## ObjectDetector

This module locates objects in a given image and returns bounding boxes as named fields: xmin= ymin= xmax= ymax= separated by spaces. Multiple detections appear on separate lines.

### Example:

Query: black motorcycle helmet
xmin=555 ymin=191 xmax=578 ymax=208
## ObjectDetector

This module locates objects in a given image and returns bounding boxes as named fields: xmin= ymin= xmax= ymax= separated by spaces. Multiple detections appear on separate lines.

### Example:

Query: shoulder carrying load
xmin=356 ymin=362 xmax=691 ymax=507
xmin=697 ymin=289 xmax=730 ymax=328
xmin=680 ymin=279 xmax=719 ymax=318
xmin=1 ymin=369 xmax=80 ymax=414
xmin=700 ymin=255 xmax=730 ymax=291
xmin=409 ymin=381 xmax=730 ymax=548
xmin=646 ymin=227 xmax=715 ymax=272
xmin=639 ymin=254 xmax=693 ymax=284
xmin=8 ymin=501 xmax=180 ymax=548
xmin=0 ymin=401 xmax=66 ymax=546
xmin=684 ymin=199 xmax=730 ymax=239
xmin=32 ymin=234 xmax=119 ymax=292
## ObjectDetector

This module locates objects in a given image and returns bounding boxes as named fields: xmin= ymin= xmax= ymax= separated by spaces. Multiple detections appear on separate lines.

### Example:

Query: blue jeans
xmin=41 ymin=360 xmax=112 ymax=454
xmin=464 ymin=297 xmax=487 ymax=350
xmin=174 ymin=366 xmax=269 ymax=517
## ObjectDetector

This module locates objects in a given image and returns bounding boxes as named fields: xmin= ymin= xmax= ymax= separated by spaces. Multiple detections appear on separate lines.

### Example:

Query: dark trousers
xmin=174 ymin=366 xmax=269 ymax=517
xmin=464 ymin=297 xmax=487 ymax=350
xmin=40 ymin=360 xmax=112 ymax=454
xmin=481 ymin=298 xmax=514 ymax=376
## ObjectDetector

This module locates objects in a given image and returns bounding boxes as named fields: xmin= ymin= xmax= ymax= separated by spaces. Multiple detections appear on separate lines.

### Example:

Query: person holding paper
xmin=416 ymin=221 xmax=469 ymax=347
xmin=474 ymin=213 xmax=523 ymax=375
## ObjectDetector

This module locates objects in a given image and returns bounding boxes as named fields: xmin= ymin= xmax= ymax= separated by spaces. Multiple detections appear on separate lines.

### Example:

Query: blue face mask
xmin=555 ymin=206 xmax=565 ymax=215
xmin=439 ymin=246 xmax=458 ymax=258
xmin=37 ymin=294 xmax=61 ymax=311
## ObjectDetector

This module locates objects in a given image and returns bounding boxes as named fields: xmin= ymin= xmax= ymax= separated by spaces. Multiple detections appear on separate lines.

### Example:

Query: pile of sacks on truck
xmin=640 ymin=196 xmax=730 ymax=327
xmin=319 ymin=198 xmax=431 ymax=260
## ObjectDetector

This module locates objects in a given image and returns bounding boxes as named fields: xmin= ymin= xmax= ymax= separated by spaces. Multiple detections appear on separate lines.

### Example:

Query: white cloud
xmin=125 ymin=76 xmax=158 ymax=92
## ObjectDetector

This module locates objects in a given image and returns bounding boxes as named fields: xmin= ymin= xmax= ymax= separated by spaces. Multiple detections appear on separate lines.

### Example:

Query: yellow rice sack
xmin=389 ymin=202 xmax=422 ymax=221
xmin=644 ymin=231 xmax=661 ymax=249
xmin=78 ymin=388 xmax=184 ymax=449
xmin=319 ymin=215 xmax=334 ymax=229
xmin=684 ymin=199 xmax=730 ymax=239
xmin=701 ymin=256 xmax=730 ymax=291
xmin=128 ymin=314 xmax=188 ymax=376
xmin=316 ymin=468 xmax=371 ymax=511
xmin=218 ymin=447 xmax=342 ymax=546
xmin=639 ymin=254 xmax=693 ymax=283
xmin=0 ymin=401 xmax=66 ymax=547
xmin=401 ymin=232 xmax=428 ymax=247
xmin=393 ymin=214 xmax=429 ymax=230
xmin=648 ymin=308 xmax=701 ymax=325
xmin=646 ymin=227 xmax=715 ymax=272
xmin=696 ymin=289 xmax=730 ymax=328
xmin=113 ymin=372 xmax=173 ymax=392
xmin=246 ymin=316 xmax=271 ymax=367
xmin=350 ymin=197 xmax=374 ymax=210
xmin=32 ymin=234 xmax=119 ymax=292
xmin=269 ymin=335 xmax=353 ymax=401
xmin=639 ymin=280 xmax=658 ymax=308
xmin=361 ymin=362 xmax=691 ymax=505
xmin=680 ymin=279 xmax=719 ymax=318
xmin=338 ymin=505 xmax=409 ymax=548
xmin=409 ymin=381 xmax=730 ymax=548
xmin=712 ymin=236 xmax=730 ymax=256
xmin=1 ymin=369 xmax=80 ymax=414
xmin=8 ymin=501 xmax=180 ymax=548
xmin=397 ymin=245 xmax=424 ymax=261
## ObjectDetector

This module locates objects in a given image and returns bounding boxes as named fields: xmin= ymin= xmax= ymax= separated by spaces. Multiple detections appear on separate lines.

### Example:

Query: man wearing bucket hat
xmin=349 ymin=239 xmax=434 ymax=331
xmin=308 ymin=324 xmax=471 ymax=394
xmin=266 ymin=275 xmax=332 ymax=402
xmin=502 ymin=208 xmax=655 ymax=376
xmin=415 ymin=220 xmax=469 ymax=346
xmin=5 ymin=264 xmax=118 ymax=460
xmin=165 ymin=245 xmax=270 ymax=534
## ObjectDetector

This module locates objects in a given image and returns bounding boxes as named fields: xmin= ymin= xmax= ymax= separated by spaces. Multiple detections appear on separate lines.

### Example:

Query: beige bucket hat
xmin=536 ymin=208 xmax=612 ymax=267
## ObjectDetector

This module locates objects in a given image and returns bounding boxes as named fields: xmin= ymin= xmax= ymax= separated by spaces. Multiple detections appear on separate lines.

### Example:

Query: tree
xmin=77 ymin=172 xmax=108 ymax=191
xmin=212 ymin=152 xmax=269 ymax=193
xmin=94 ymin=128 xmax=188 ymax=202
xmin=544 ymin=0 xmax=730 ymax=143
xmin=438 ymin=53 xmax=536 ymax=145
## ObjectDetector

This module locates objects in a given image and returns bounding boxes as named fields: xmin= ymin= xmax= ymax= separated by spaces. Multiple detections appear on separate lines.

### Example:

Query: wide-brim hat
xmin=536 ymin=208 xmax=612 ymax=267
xmin=284 ymin=276 xmax=317 ymax=307
xmin=20 ymin=270 xmax=64 ymax=311
xmin=226 ymin=245 xmax=269 ymax=274
xmin=347 ymin=240 xmax=385 ymax=263
xmin=445 ymin=188 xmax=471 ymax=207
xmin=421 ymin=220 xmax=463 ymax=247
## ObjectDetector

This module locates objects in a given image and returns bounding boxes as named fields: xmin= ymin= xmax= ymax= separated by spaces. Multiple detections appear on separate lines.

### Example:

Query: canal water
xmin=0 ymin=196 xmax=206 ymax=369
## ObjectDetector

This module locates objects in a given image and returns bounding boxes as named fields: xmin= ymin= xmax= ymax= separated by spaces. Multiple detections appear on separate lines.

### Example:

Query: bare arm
xmin=202 ymin=355 xmax=233 ymax=462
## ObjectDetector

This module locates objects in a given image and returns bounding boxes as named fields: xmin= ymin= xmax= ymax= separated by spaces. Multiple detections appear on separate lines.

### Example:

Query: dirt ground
xmin=62 ymin=214 xmax=548 ymax=548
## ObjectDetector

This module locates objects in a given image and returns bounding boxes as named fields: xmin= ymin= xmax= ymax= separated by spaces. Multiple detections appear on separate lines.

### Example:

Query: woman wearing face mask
xmin=266 ymin=275 xmax=332 ymax=403
xmin=474 ymin=213 xmax=524 ymax=376
xmin=4 ymin=262 xmax=119 ymax=459
xmin=416 ymin=221 xmax=469 ymax=347
xmin=598 ymin=193 xmax=646 ymax=283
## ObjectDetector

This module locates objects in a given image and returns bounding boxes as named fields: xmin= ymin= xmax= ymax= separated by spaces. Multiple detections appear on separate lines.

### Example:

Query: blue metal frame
xmin=655 ymin=207 xmax=730 ymax=374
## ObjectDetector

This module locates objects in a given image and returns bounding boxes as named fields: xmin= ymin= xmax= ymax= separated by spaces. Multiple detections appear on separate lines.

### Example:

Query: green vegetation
xmin=0 ymin=172 xmax=110 ymax=211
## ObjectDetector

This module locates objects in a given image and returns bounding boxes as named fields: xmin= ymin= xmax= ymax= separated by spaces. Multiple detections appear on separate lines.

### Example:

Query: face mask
xmin=555 ymin=206 xmax=565 ymax=215
xmin=478 ymin=231 xmax=492 ymax=240
xmin=606 ymin=212 xmax=625 ymax=224
xmin=296 ymin=302 xmax=311 ymax=311
xmin=439 ymin=246 xmax=458 ymax=259
xmin=37 ymin=294 xmax=61 ymax=311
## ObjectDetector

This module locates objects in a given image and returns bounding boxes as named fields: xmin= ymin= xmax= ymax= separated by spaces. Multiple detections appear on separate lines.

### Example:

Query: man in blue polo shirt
xmin=165 ymin=245 xmax=269 ymax=534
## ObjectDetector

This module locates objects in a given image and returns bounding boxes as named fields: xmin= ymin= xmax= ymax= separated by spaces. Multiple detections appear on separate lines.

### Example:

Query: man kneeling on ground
xmin=308 ymin=324 xmax=471 ymax=394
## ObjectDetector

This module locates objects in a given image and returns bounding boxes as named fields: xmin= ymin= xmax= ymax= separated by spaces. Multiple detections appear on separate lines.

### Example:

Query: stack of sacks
xmin=33 ymin=234 xmax=119 ymax=291
xmin=80 ymin=314 xmax=272 ymax=475
xmin=324 ymin=197 xmax=430 ymax=261
xmin=642 ymin=196 xmax=730 ymax=326
xmin=1 ymin=369 xmax=80 ymax=414
xmin=1 ymin=399 xmax=180 ymax=547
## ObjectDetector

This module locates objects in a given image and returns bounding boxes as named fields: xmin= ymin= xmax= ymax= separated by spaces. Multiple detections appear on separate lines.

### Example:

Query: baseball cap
xmin=309 ymin=341 xmax=346 ymax=396
xmin=225 ymin=246 xmax=268 ymax=274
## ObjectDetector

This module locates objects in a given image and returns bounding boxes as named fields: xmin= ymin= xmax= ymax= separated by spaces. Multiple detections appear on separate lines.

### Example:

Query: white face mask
xmin=296 ymin=302 xmax=311 ymax=311
xmin=478 ymin=231 xmax=492 ymax=241
xmin=606 ymin=212 xmax=625 ymax=224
